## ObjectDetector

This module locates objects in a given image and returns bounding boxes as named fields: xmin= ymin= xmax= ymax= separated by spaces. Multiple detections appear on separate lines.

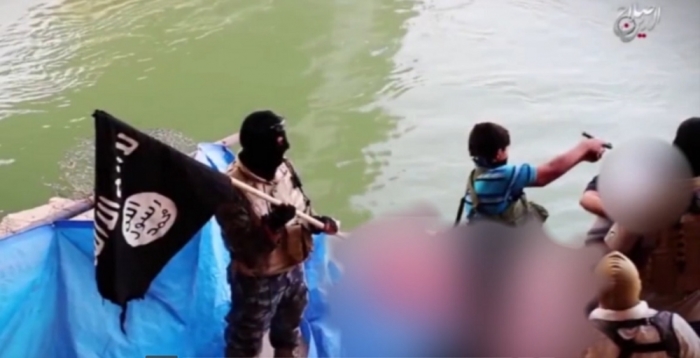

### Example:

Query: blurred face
xmin=598 ymin=137 xmax=693 ymax=234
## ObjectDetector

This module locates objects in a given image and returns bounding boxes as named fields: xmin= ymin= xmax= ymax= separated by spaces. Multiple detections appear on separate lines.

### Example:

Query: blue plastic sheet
xmin=0 ymin=143 xmax=341 ymax=358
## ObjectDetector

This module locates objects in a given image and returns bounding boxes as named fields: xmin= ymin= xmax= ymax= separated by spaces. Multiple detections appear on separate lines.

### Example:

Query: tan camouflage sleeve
xmin=214 ymin=167 xmax=278 ymax=270
xmin=283 ymin=159 xmax=318 ymax=231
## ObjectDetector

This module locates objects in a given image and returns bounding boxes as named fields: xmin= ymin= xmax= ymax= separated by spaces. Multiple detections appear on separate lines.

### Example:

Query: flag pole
xmin=0 ymin=132 xmax=240 ymax=239
xmin=228 ymin=177 xmax=348 ymax=238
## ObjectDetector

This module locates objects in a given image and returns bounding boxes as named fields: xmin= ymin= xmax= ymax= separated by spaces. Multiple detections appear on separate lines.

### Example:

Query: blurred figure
xmin=467 ymin=222 xmax=603 ymax=357
xmin=599 ymin=136 xmax=693 ymax=235
xmin=456 ymin=122 xmax=607 ymax=226
xmin=329 ymin=206 xmax=604 ymax=357
xmin=673 ymin=118 xmax=700 ymax=178
xmin=329 ymin=210 xmax=463 ymax=357
xmin=604 ymin=118 xmax=700 ymax=334
xmin=585 ymin=251 xmax=700 ymax=357
xmin=581 ymin=176 xmax=607 ymax=219
xmin=580 ymin=175 xmax=614 ymax=248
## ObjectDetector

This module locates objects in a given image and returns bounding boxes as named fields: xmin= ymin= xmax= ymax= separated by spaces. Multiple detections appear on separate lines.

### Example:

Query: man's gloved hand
xmin=263 ymin=203 xmax=297 ymax=232
xmin=310 ymin=215 xmax=339 ymax=235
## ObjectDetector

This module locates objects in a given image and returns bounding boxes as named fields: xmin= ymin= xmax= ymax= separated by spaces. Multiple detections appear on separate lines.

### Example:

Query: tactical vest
xmin=454 ymin=168 xmax=549 ymax=226
xmin=639 ymin=212 xmax=700 ymax=300
xmin=224 ymin=158 xmax=314 ymax=275
xmin=592 ymin=311 xmax=680 ymax=358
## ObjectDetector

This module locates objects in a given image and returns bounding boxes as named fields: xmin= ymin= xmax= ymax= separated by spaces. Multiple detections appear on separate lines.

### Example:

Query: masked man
xmin=585 ymin=251 xmax=700 ymax=357
xmin=215 ymin=110 xmax=339 ymax=357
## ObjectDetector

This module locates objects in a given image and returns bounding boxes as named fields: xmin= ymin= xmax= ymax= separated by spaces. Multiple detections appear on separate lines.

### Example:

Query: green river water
xmin=0 ymin=0 xmax=698 ymax=242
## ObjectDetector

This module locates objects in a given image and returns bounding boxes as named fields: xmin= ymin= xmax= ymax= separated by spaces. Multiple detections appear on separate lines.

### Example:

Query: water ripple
xmin=0 ymin=1 xmax=81 ymax=119
xmin=357 ymin=0 xmax=700 ymax=239
xmin=0 ymin=0 xmax=272 ymax=120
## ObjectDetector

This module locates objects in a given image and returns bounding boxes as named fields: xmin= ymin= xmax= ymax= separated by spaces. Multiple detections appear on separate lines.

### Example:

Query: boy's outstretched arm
xmin=531 ymin=139 xmax=606 ymax=187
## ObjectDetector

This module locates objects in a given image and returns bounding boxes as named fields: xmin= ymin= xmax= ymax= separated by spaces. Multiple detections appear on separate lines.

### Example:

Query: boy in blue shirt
xmin=458 ymin=122 xmax=607 ymax=225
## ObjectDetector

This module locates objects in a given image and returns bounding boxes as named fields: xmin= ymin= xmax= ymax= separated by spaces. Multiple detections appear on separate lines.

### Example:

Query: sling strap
xmin=454 ymin=168 xmax=549 ymax=226
xmin=282 ymin=158 xmax=313 ymax=215
xmin=592 ymin=311 xmax=680 ymax=358
xmin=454 ymin=169 xmax=480 ymax=226
xmin=453 ymin=173 xmax=471 ymax=227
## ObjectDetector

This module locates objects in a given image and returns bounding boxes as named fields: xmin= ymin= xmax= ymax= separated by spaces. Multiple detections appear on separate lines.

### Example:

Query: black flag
xmin=92 ymin=110 xmax=240 ymax=329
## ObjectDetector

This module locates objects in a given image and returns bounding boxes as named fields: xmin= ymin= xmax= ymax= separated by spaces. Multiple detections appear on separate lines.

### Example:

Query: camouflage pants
xmin=225 ymin=265 xmax=308 ymax=357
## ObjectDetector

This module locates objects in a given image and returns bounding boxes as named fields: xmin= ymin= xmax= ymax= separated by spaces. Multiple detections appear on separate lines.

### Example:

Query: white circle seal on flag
xmin=122 ymin=192 xmax=178 ymax=247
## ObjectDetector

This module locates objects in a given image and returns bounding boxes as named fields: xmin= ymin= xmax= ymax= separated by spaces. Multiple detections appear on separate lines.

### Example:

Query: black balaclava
xmin=673 ymin=117 xmax=700 ymax=177
xmin=238 ymin=110 xmax=290 ymax=181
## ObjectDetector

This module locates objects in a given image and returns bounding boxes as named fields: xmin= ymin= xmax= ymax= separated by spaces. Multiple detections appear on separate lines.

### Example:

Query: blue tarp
xmin=0 ymin=142 xmax=341 ymax=358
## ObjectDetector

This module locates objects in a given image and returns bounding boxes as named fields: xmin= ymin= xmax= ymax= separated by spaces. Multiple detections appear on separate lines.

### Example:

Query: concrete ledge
xmin=0 ymin=197 xmax=93 ymax=238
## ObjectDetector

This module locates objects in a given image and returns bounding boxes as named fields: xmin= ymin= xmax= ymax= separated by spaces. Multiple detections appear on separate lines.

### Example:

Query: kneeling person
xmin=585 ymin=251 xmax=700 ymax=358
xmin=603 ymin=117 xmax=700 ymax=335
